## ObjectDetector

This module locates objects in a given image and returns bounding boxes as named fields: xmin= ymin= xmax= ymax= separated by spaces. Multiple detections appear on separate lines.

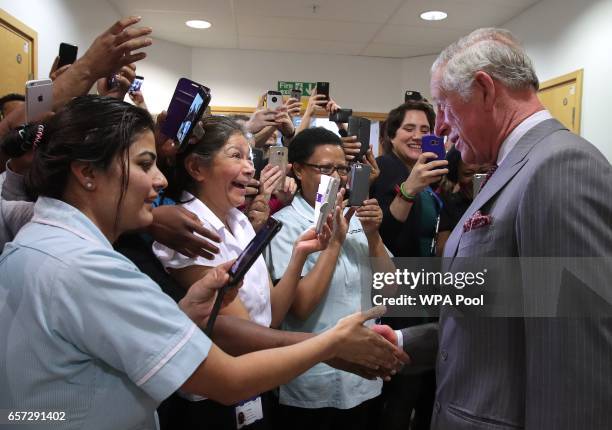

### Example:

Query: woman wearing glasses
xmin=264 ymin=127 xmax=394 ymax=429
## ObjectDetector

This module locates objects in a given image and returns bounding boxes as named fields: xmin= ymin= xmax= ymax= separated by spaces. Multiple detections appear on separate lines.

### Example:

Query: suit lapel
xmin=444 ymin=119 xmax=567 ymax=259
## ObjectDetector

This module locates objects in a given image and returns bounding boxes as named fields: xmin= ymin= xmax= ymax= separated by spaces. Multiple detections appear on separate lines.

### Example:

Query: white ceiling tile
xmin=373 ymin=25 xmax=469 ymax=48
xmin=361 ymin=43 xmax=440 ymax=58
xmin=389 ymin=0 xmax=539 ymax=29
xmin=237 ymin=15 xmax=380 ymax=43
xmin=235 ymin=0 xmax=404 ymax=23
xmin=238 ymin=36 xmax=364 ymax=56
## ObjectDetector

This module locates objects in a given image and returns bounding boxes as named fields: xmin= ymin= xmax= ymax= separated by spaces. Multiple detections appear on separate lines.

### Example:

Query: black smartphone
xmin=329 ymin=108 xmax=352 ymax=123
xmin=57 ymin=43 xmax=78 ymax=68
xmin=405 ymin=90 xmax=423 ymax=103
xmin=251 ymin=148 xmax=265 ymax=180
xmin=348 ymin=163 xmax=372 ymax=207
xmin=316 ymin=81 xmax=330 ymax=100
xmin=291 ymin=88 xmax=302 ymax=101
xmin=204 ymin=218 xmax=283 ymax=335
xmin=348 ymin=116 xmax=371 ymax=160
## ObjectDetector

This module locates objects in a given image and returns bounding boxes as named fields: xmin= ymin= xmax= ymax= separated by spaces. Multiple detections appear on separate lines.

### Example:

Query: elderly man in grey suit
xmin=390 ymin=28 xmax=612 ymax=429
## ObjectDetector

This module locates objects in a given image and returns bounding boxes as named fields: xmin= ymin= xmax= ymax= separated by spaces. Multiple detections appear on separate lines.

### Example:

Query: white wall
xmin=136 ymin=38 xmax=192 ymax=114
xmin=400 ymin=54 xmax=439 ymax=102
xmin=0 ymin=0 xmax=119 ymax=78
xmin=191 ymin=47 xmax=402 ymax=112
xmin=504 ymin=0 xmax=612 ymax=161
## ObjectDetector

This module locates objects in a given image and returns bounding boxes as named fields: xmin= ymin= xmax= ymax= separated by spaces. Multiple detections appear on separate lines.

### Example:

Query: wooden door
xmin=0 ymin=9 xmax=37 ymax=96
xmin=537 ymin=69 xmax=583 ymax=135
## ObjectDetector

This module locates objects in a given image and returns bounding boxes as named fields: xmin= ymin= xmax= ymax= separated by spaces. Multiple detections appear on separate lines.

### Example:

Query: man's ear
xmin=292 ymin=162 xmax=304 ymax=181
xmin=184 ymin=154 xmax=206 ymax=182
xmin=70 ymin=160 xmax=97 ymax=191
xmin=474 ymin=71 xmax=496 ymax=112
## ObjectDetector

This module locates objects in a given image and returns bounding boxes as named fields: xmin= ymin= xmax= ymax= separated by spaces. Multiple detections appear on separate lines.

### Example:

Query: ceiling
xmin=109 ymin=0 xmax=540 ymax=58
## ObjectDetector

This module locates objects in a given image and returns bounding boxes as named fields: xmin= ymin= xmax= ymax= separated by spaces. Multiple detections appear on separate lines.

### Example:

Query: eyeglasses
xmin=303 ymin=162 xmax=349 ymax=176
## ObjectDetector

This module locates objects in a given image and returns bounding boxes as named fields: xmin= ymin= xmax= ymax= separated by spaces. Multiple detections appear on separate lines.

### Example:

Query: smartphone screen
xmin=129 ymin=76 xmax=144 ymax=93
xmin=162 ymin=78 xmax=211 ymax=140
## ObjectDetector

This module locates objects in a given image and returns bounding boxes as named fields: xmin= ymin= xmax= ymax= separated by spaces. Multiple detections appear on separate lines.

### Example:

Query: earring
xmin=85 ymin=182 xmax=93 ymax=189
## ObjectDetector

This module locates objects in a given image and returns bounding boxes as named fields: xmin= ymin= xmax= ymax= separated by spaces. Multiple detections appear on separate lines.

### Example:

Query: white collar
xmin=181 ymin=191 xmax=249 ymax=234
xmin=496 ymin=110 xmax=553 ymax=166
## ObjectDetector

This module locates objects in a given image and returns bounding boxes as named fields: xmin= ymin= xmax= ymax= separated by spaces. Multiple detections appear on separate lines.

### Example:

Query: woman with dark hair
xmin=0 ymin=96 xmax=401 ymax=430
xmin=152 ymin=115 xmax=335 ymax=428
xmin=265 ymin=127 xmax=394 ymax=430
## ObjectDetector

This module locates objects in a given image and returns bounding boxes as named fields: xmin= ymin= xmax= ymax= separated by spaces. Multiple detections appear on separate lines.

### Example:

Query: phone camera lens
xmin=271 ymin=96 xmax=278 ymax=103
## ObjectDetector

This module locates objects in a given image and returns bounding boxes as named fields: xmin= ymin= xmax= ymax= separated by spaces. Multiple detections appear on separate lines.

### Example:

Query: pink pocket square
xmin=463 ymin=210 xmax=492 ymax=232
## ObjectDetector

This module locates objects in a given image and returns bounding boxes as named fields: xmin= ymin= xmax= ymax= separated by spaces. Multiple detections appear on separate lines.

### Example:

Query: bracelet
xmin=394 ymin=183 xmax=416 ymax=202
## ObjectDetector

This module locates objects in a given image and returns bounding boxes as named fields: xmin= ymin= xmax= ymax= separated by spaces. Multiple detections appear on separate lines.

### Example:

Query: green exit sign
xmin=278 ymin=81 xmax=317 ymax=96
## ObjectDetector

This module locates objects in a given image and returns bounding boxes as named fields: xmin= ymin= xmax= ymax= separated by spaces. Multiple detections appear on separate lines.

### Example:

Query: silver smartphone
xmin=473 ymin=173 xmax=487 ymax=196
xmin=268 ymin=146 xmax=288 ymax=191
xmin=266 ymin=90 xmax=283 ymax=110
xmin=25 ymin=79 xmax=53 ymax=123
xmin=315 ymin=177 xmax=340 ymax=234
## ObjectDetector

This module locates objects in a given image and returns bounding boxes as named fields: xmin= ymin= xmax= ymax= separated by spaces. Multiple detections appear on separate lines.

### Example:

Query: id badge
xmin=235 ymin=396 xmax=263 ymax=429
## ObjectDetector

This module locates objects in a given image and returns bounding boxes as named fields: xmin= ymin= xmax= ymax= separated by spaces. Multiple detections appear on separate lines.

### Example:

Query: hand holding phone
xmin=204 ymin=218 xmax=283 ymax=335
xmin=347 ymin=117 xmax=371 ymax=161
xmin=316 ymin=82 xmax=330 ymax=101
xmin=314 ymin=175 xmax=340 ymax=234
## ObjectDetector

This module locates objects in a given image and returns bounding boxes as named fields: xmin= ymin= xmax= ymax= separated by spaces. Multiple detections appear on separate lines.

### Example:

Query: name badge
xmin=235 ymin=396 xmax=263 ymax=429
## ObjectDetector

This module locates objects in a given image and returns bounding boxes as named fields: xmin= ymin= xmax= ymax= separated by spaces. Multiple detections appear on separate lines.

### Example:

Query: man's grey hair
xmin=432 ymin=28 xmax=539 ymax=99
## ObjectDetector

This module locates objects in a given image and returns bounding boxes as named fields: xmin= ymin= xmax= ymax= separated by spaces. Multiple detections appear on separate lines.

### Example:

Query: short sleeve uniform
xmin=0 ymin=197 xmax=211 ymax=430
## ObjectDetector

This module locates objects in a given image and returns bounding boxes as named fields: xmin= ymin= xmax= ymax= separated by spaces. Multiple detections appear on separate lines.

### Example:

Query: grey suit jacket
xmin=402 ymin=119 xmax=612 ymax=429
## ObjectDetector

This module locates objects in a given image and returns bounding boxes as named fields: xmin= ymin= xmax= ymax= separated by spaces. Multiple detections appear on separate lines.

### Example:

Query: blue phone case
xmin=421 ymin=135 xmax=446 ymax=160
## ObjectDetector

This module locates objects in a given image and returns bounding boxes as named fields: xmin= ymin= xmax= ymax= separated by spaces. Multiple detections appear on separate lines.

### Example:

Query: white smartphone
xmin=266 ymin=91 xmax=283 ymax=110
xmin=25 ymin=79 xmax=53 ymax=123
xmin=315 ymin=176 xmax=340 ymax=234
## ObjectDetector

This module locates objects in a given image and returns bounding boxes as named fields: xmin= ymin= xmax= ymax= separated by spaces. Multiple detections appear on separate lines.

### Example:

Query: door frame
xmin=0 ymin=8 xmax=38 ymax=81
xmin=538 ymin=69 xmax=583 ymax=134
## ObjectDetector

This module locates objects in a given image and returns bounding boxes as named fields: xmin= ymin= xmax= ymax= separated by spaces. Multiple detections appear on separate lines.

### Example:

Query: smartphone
xmin=473 ymin=173 xmax=487 ymax=196
xmin=204 ymin=217 xmax=283 ymax=335
xmin=347 ymin=163 xmax=372 ymax=207
xmin=266 ymin=90 xmax=283 ymax=110
xmin=57 ymin=43 xmax=78 ymax=68
xmin=315 ymin=176 xmax=340 ymax=234
xmin=268 ymin=146 xmax=288 ymax=191
xmin=290 ymin=88 xmax=302 ymax=101
xmin=175 ymin=86 xmax=212 ymax=151
xmin=251 ymin=148 xmax=265 ymax=180
xmin=348 ymin=116 xmax=371 ymax=160
xmin=25 ymin=79 xmax=53 ymax=123
xmin=161 ymin=78 xmax=211 ymax=141
xmin=129 ymin=75 xmax=144 ymax=93
xmin=329 ymin=108 xmax=352 ymax=123
xmin=316 ymin=82 xmax=330 ymax=100
xmin=421 ymin=134 xmax=446 ymax=161
xmin=405 ymin=90 xmax=423 ymax=103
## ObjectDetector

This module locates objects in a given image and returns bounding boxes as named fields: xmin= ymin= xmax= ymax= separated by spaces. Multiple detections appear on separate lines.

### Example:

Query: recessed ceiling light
xmin=185 ymin=20 xmax=212 ymax=29
xmin=420 ymin=10 xmax=447 ymax=21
